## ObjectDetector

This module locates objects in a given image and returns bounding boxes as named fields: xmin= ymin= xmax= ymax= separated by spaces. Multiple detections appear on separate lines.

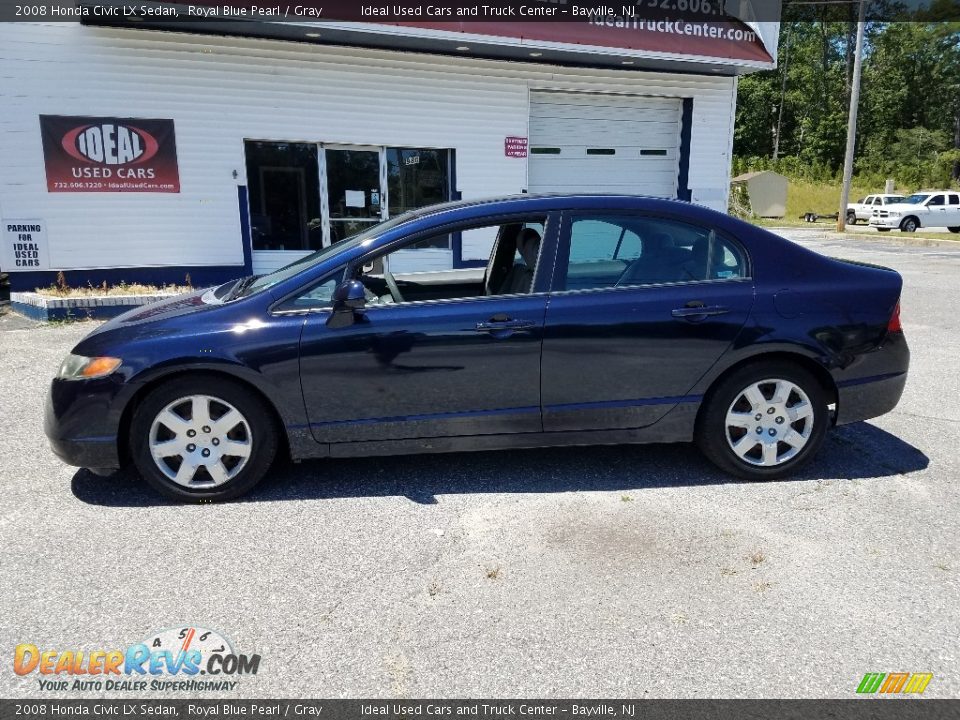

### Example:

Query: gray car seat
xmin=497 ymin=228 xmax=541 ymax=295
xmin=619 ymin=231 xmax=691 ymax=285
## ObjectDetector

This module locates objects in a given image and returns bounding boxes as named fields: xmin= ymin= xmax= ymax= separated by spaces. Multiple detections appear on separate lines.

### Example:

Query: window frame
xmin=550 ymin=210 xmax=752 ymax=296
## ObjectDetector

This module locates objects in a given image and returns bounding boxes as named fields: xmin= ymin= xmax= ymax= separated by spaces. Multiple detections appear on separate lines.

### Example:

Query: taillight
xmin=888 ymin=300 xmax=902 ymax=333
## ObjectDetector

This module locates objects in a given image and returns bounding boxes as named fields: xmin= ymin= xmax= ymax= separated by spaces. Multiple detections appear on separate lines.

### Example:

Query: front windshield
xmin=902 ymin=194 xmax=930 ymax=204
xmin=232 ymin=213 xmax=415 ymax=299
xmin=883 ymin=196 xmax=905 ymax=204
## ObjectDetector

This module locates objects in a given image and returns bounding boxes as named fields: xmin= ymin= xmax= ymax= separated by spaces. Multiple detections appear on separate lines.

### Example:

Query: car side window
xmin=277 ymin=271 xmax=344 ymax=311
xmin=561 ymin=215 xmax=747 ymax=292
xmin=864 ymin=196 xmax=873 ymax=205
xmin=949 ymin=194 xmax=960 ymax=205
xmin=928 ymin=195 xmax=945 ymax=206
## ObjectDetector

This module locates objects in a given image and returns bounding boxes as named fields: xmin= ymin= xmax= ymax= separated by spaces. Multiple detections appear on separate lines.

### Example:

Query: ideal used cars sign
xmin=39 ymin=115 xmax=181 ymax=193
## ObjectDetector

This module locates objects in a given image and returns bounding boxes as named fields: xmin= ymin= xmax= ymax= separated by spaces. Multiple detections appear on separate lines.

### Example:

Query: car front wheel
xmin=900 ymin=217 xmax=919 ymax=232
xmin=696 ymin=363 xmax=829 ymax=480
xmin=130 ymin=376 xmax=278 ymax=502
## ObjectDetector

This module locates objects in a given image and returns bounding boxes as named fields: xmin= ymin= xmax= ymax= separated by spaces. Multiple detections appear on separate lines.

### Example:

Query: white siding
xmin=0 ymin=23 xmax=738 ymax=273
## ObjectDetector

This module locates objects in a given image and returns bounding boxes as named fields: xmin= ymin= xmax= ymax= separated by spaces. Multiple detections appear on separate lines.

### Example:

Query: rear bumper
xmin=834 ymin=332 xmax=909 ymax=425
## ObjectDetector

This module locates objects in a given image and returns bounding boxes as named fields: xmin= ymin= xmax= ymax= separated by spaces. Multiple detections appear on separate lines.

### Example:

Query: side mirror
xmin=327 ymin=279 xmax=366 ymax=328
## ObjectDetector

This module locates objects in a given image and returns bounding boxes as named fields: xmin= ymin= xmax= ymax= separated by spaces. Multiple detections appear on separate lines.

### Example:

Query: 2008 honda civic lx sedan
xmin=45 ymin=195 xmax=909 ymax=502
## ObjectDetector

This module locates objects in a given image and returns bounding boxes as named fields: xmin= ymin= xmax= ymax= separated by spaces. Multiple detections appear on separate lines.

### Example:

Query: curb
xmin=765 ymin=226 xmax=960 ymax=250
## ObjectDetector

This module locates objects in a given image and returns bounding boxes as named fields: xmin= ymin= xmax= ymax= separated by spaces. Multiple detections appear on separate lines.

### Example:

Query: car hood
xmin=80 ymin=288 xmax=223 ymax=341
xmin=880 ymin=203 xmax=927 ymax=212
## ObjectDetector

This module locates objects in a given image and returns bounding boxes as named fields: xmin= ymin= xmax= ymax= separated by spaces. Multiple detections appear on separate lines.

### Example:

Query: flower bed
xmin=11 ymin=290 xmax=183 ymax=322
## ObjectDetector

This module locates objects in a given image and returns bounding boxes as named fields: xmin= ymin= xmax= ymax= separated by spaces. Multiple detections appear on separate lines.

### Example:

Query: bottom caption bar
xmin=0 ymin=700 xmax=957 ymax=720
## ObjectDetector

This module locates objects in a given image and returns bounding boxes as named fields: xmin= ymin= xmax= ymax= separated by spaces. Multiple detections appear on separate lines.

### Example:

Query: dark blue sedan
xmin=45 ymin=195 xmax=909 ymax=501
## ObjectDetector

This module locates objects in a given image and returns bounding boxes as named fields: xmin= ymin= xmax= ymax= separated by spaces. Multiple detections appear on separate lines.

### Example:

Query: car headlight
xmin=57 ymin=354 xmax=122 ymax=380
xmin=887 ymin=211 xmax=901 ymax=217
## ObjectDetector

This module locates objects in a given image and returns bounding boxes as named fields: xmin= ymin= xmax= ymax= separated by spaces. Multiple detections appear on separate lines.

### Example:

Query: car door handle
xmin=671 ymin=303 xmax=730 ymax=319
xmin=476 ymin=318 xmax=537 ymax=332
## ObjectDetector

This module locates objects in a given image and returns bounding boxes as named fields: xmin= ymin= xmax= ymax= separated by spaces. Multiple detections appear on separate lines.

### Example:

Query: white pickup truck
xmin=846 ymin=193 xmax=905 ymax=224
xmin=868 ymin=191 xmax=960 ymax=233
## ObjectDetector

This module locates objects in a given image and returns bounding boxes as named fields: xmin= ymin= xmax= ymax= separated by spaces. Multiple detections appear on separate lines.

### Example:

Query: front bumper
xmin=44 ymin=376 xmax=130 ymax=470
xmin=47 ymin=433 xmax=119 ymax=470
xmin=868 ymin=216 xmax=902 ymax=229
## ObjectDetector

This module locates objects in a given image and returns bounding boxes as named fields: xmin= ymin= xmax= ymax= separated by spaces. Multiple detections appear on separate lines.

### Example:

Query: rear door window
xmin=559 ymin=215 xmax=748 ymax=292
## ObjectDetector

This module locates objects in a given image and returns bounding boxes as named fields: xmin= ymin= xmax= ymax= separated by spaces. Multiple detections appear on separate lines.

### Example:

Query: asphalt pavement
xmin=0 ymin=230 xmax=957 ymax=698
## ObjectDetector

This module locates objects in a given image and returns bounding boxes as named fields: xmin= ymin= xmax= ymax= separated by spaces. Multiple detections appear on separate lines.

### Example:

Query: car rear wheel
xmin=846 ymin=211 xmax=856 ymax=225
xmin=130 ymin=376 xmax=278 ymax=502
xmin=900 ymin=217 xmax=919 ymax=232
xmin=696 ymin=362 xmax=829 ymax=480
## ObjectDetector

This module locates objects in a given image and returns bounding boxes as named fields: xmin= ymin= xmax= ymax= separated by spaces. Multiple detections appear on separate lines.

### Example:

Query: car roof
xmin=399 ymin=193 xmax=715 ymax=224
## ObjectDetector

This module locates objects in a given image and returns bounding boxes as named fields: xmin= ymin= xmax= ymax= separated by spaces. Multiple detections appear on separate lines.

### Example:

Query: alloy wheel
xmin=149 ymin=395 xmax=253 ymax=487
xmin=724 ymin=378 xmax=814 ymax=467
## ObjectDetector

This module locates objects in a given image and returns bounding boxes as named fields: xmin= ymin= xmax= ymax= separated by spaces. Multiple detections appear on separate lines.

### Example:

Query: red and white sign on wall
xmin=40 ymin=115 xmax=181 ymax=193
xmin=504 ymin=136 xmax=528 ymax=158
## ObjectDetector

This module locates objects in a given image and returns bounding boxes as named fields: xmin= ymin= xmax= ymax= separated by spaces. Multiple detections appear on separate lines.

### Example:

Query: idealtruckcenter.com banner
xmin=39 ymin=115 xmax=181 ymax=193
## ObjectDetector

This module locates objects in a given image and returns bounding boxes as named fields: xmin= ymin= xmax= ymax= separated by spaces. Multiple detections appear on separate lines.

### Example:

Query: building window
xmin=245 ymin=141 xmax=321 ymax=251
xmin=387 ymin=148 xmax=451 ymax=248
xmin=245 ymin=142 xmax=453 ymax=254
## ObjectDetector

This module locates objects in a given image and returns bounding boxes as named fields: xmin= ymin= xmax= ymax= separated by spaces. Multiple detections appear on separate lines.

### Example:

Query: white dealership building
xmin=0 ymin=9 xmax=778 ymax=291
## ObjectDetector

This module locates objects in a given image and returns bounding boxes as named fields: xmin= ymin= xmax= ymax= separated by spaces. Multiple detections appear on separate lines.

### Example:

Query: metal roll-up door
xmin=528 ymin=91 xmax=682 ymax=197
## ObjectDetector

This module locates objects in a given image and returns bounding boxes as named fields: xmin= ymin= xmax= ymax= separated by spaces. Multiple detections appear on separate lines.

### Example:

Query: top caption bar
xmin=3 ymin=0 xmax=959 ymax=23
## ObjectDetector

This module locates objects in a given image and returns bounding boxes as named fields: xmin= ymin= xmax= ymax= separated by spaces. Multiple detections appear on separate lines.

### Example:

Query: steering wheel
xmin=383 ymin=270 xmax=405 ymax=304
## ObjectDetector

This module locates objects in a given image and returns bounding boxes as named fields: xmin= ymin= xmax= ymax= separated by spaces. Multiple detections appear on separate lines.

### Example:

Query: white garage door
xmin=528 ymin=91 xmax=682 ymax=197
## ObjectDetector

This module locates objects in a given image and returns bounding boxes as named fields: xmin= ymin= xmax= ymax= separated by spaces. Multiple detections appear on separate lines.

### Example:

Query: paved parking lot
xmin=0 ymin=230 xmax=957 ymax=698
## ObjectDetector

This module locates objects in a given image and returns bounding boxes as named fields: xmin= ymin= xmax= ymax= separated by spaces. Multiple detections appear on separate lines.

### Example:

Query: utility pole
xmin=773 ymin=23 xmax=792 ymax=161
xmin=837 ymin=0 xmax=866 ymax=232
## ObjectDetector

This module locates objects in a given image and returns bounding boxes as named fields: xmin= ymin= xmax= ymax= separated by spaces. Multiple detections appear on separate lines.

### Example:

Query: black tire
xmin=846 ymin=211 xmax=857 ymax=225
xmin=948 ymin=227 xmax=960 ymax=234
xmin=695 ymin=362 xmax=829 ymax=481
xmin=877 ymin=228 xmax=891 ymax=232
xmin=900 ymin=217 xmax=919 ymax=233
xmin=130 ymin=375 xmax=278 ymax=502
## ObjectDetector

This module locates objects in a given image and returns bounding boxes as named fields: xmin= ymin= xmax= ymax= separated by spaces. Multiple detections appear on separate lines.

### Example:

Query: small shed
xmin=731 ymin=171 xmax=788 ymax=218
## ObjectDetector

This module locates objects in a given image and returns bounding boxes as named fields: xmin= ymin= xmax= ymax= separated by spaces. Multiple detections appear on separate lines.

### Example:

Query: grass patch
xmin=36 ymin=272 xmax=193 ymax=298
xmin=744 ymin=179 xmax=880 ymax=227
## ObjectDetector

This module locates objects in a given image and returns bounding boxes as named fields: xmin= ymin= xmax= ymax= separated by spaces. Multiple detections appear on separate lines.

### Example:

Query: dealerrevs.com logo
xmin=14 ymin=626 xmax=260 ymax=692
